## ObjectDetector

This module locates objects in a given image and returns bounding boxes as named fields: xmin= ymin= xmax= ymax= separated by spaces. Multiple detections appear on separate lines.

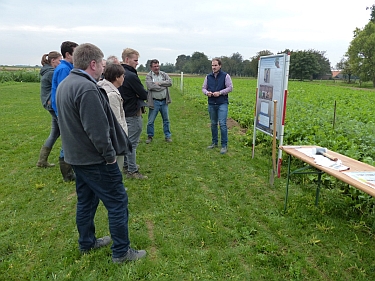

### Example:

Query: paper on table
xmin=343 ymin=172 xmax=375 ymax=189
xmin=295 ymin=148 xmax=350 ymax=171
xmin=295 ymin=148 xmax=315 ymax=157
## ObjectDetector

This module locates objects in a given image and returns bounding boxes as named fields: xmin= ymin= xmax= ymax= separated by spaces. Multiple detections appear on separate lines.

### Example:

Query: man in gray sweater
xmin=56 ymin=43 xmax=146 ymax=263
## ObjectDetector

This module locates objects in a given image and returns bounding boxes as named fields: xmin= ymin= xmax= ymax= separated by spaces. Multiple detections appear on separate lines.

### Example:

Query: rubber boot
xmin=36 ymin=146 xmax=55 ymax=168
xmin=59 ymin=157 xmax=76 ymax=182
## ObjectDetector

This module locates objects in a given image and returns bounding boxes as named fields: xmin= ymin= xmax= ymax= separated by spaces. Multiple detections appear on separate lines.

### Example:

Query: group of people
xmin=36 ymin=41 xmax=233 ymax=264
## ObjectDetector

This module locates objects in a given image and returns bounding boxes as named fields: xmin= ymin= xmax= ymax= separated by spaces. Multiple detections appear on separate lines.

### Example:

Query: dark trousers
xmin=73 ymin=162 xmax=130 ymax=258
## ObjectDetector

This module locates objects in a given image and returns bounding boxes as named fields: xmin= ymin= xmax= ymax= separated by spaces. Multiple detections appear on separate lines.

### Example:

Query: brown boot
xmin=36 ymin=146 xmax=55 ymax=168
xmin=59 ymin=157 xmax=76 ymax=182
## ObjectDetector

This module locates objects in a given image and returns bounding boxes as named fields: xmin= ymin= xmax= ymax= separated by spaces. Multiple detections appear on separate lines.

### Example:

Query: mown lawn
xmin=1 ymin=81 xmax=375 ymax=280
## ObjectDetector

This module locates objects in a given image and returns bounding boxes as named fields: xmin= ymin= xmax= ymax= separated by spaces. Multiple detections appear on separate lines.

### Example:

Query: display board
xmin=252 ymin=53 xmax=290 ymax=176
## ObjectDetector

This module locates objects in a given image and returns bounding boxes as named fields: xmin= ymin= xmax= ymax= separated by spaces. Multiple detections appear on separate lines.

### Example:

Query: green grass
xmin=1 ymin=81 xmax=375 ymax=280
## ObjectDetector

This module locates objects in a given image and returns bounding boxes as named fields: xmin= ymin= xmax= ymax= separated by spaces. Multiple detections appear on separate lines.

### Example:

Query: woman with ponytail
xmin=36 ymin=51 xmax=62 ymax=168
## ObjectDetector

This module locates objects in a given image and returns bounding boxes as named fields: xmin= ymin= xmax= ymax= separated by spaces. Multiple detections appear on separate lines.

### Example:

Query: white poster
xmin=255 ymin=54 xmax=288 ymax=138
xmin=252 ymin=53 xmax=290 ymax=177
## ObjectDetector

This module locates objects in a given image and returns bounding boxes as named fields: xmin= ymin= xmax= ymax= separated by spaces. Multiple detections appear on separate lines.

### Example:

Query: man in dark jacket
xmin=119 ymin=48 xmax=148 ymax=179
xmin=56 ymin=43 xmax=146 ymax=263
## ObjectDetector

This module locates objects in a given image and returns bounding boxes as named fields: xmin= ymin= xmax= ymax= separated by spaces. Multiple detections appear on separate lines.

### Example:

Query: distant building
xmin=331 ymin=70 xmax=343 ymax=79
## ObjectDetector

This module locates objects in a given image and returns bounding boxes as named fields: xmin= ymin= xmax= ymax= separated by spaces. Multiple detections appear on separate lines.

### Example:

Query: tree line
xmin=138 ymin=5 xmax=375 ymax=85
xmin=337 ymin=3 xmax=375 ymax=86
xmin=137 ymin=49 xmax=331 ymax=81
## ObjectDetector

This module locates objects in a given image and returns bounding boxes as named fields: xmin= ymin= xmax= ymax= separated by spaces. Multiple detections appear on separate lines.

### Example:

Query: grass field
xmin=1 ymin=80 xmax=375 ymax=280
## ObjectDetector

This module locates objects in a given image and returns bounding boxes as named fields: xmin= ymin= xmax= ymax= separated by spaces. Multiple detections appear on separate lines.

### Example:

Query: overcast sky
xmin=0 ymin=0 xmax=371 ymax=68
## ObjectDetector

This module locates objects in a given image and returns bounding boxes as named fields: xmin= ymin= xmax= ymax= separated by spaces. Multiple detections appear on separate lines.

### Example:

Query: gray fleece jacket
xmin=39 ymin=64 xmax=54 ymax=111
xmin=56 ymin=69 xmax=131 ymax=165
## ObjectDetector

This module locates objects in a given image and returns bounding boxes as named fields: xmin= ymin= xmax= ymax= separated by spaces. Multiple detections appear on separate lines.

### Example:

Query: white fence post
xmin=180 ymin=72 xmax=184 ymax=92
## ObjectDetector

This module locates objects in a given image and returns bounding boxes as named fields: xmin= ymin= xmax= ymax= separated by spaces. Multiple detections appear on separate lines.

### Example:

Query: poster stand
xmin=252 ymin=53 xmax=290 ymax=177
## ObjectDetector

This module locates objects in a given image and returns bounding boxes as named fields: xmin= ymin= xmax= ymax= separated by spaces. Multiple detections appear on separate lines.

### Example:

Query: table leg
xmin=315 ymin=172 xmax=322 ymax=206
xmin=284 ymin=154 xmax=292 ymax=211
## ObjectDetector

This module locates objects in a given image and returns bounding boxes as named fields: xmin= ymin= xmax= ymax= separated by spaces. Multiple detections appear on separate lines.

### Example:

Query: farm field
xmin=176 ymin=76 xmax=375 ymax=162
xmin=1 ymin=80 xmax=375 ymax=280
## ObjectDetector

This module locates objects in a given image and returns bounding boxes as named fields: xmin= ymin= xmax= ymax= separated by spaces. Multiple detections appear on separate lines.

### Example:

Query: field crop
xmin=0 ymin=67 xmax=40 ymax=83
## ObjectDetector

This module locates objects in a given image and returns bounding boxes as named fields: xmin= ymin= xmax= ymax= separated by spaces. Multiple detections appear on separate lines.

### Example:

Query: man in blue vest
xmin=202 ymin=58 xmax=233 ymax=154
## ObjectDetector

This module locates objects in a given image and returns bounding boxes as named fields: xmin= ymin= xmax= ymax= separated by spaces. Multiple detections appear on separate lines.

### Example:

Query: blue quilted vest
xmin=207 ymin=70 xmax=229 ymax=105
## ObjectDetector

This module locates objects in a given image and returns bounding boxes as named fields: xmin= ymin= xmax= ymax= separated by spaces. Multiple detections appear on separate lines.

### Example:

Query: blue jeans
xmin=56 ymin=116 xmax=65 ymax=158
xmin=72 ymin=162 xmax=130 ymax=258
xmin=44 ymin=110 xmax=60 ymax=148
xmin=208 ymin=103 xmax=228 ymax=147
xmin=124 ymin=116 xmax=143 ymax=173
xmin=147 ymin=99 xmax=171 ymax=138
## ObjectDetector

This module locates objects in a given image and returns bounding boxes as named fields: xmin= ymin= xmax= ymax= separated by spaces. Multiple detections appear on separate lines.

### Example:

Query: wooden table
xmin=280 ymin=145 xmax=375 ymax=210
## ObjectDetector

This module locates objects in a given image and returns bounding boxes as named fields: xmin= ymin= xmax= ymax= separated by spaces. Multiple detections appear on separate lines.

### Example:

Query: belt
xmin=153 ymin=98 xmax=166 ymax=101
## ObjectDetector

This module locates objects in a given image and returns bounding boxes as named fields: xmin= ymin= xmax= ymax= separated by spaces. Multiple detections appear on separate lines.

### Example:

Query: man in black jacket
xmin=119 ymin=48 xmax=148 ymax=179
xmin=56 ymin=43 xmax=146 ymax=263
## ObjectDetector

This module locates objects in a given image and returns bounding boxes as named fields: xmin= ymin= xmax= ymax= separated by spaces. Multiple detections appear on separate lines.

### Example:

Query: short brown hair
xmin=72 ymin=43 xmax=103 ymax=70
xmin=149 ymin=59 xmax=159 ymax=66
xmin=104 ymin=63 xmax=125 ymax=83
xmin=212 ymin=58 xmax=222 ymax=66
xmin=60 ymin=41 xmax=78 ymax=58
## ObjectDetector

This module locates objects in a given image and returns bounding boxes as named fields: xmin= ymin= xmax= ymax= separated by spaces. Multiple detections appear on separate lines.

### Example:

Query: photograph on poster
xmin=256 ymin=100 xmax=272 ymax=130
xmin=257 ymin=112 xmax=270 ymax=128
xmin=264 ymin=68 xmax=271 ymax=83
xmin=260 ymin=101 xmax=269 ymax=114
xmin=275 ymin=58 xmax=280 ymax=68
xmin=259 ymin=84 xmax=273 ymax=101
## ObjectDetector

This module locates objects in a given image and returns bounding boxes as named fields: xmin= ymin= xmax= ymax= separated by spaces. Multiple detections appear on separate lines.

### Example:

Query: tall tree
xmin=289 ymin=50 xmax=320 ymax=81
xmin=347 ymin=22 xmax=375 ymax=86
xmin=366 ymin=4 xmax=375 ymax=22
xmin=309 ymin=49 xmax=331 ymax=79
xmin=190 ymin=52 xmax=211 ymax=74
xmin=175 ymin=55 xmax=190 ymax=72
xmin=230 ymin=52 xmax=243 ymax=76
xmin=242 ymin=60 xmax=253 ymax=77
xmin=182 ymin=61 xmax=193 ymax=73
xmin=220 ymin=56 xmax=236 ymax=76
